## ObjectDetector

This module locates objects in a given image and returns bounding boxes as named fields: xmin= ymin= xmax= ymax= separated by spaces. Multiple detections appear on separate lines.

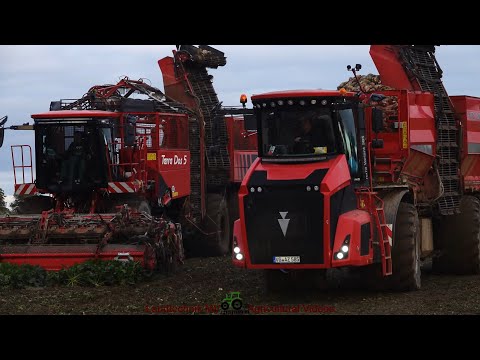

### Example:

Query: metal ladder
xmin=357 ymin=189 xmax=393 ymax=276
xmin=397 ymin=45 xmax=461 ymax=215
xmin=374 ymin=197 xmax=393 ymax=276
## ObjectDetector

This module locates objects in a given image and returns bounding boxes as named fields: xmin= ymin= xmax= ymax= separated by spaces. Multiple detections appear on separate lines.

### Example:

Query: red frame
xmin=233 ymin=155 xmax=375 ymax=270
xmin=451 ymin=95 xmax=480 ymax=191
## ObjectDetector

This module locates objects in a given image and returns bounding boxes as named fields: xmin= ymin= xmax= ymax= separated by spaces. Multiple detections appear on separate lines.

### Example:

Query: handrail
xmin=11 ymin=145 xmax=33 ymax=185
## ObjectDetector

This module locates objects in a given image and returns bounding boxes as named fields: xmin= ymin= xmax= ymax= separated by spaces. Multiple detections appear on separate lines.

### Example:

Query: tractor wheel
xmin=204 ymin=193 xmax=231 ymax=256
xmin=432 ymin=195 xmax=480 ymax=275
xmin=221 ymin=302 xmax=229 ymax=311
xmin=231 ymin=299 xmax=243 ymax=310
xmin=388 ymin=202 xmax=421 ymax=291
xmin=14 ymin=195 xmax=54 ymax=214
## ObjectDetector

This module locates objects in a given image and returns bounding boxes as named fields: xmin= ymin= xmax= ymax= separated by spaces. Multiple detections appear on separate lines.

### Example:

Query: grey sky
xmin=1 ymin=45 xmax=479 ymax=205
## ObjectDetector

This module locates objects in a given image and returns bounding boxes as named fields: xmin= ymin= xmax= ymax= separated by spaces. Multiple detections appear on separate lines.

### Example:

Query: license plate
xmin=273 ymin=256 xmax=301 ymax=264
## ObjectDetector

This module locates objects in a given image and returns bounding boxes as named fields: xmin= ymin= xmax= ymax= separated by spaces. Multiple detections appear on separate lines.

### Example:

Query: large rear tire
xmin=204 ymin=193 xmax=230 ymax=256
xmin=388 ymin=202 xmax=421 ymax=291
xmin=362 ymin=202 xmax=421 ymax=291
xmin=432 ymin=195 xmax=480 ymax=275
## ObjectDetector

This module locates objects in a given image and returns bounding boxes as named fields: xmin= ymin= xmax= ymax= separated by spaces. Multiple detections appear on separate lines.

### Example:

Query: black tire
xmin=205 ymin=193 xmax=230 ymax=256
xmin=388 ymin=202 xmax=421 ymax=291
xmin=433 ymin=195 xmax=480 ymax=275
xmin=264 ymin=269 xmax=327 ymax=293
xmin=231 ymin=299 xmax=243 ymax=310
xmin=14 ymin=195 xmax=54 ymax=214
xmin=221 ymin=302 xmax=229 ymax=311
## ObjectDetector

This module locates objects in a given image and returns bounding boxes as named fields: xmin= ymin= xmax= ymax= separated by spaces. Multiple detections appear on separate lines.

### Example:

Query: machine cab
xmin=33 ymin=110 xmax=120 ymax=193
xmin=252 ymin=90 xmax=367 ymax=183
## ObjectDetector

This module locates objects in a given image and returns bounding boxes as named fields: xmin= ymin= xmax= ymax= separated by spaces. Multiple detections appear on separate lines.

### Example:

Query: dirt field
xmin=1 ymin=256 xmax=480 ymax=315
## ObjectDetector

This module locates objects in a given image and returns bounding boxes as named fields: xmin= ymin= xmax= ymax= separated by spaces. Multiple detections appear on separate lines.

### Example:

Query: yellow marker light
xmin=339 ymin=88 xmax=348 ymax=95
xmin=360 ymin=199 xmax=365 ymax=208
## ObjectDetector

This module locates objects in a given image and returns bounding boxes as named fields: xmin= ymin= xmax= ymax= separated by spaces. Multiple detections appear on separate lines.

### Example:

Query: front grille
xmin=244 ymin=170 xmax=327 ymax=265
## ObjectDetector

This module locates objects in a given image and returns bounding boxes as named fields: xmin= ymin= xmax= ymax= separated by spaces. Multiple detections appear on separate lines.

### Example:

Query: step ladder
xmin=357 ymin=189 xmax=393 ymax=276
xmin=374 ymin=197 xmax=392 ymax=276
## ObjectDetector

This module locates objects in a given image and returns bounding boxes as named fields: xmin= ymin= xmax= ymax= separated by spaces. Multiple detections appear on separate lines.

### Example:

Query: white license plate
xmin=273 ymin=256 xmax=301 ymax=264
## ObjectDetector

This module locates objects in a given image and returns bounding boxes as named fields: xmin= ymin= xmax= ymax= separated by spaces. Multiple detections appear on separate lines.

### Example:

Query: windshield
xmin=260 ymin=107 xmax=337 ymax=158
xmin=35 ymin=118 xmax=114 ymax=189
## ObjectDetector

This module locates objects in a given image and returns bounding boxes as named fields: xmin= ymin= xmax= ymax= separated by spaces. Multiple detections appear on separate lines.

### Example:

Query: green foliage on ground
xmin=0 ymin=260 xmax=148 ymax=289
xmin=0 ymin=263 xmax=47 ymax=288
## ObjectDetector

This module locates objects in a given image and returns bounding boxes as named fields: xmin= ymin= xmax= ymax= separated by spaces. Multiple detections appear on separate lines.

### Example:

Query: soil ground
xmin=1 ymin=257 xmax=480 ymax=315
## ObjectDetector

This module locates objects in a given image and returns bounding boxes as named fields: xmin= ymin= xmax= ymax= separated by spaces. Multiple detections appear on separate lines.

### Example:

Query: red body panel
xmin=0 ymin=246 xmax=146 ymax=271
xmin=225 ymin=115 xmax=258 ymax=183
xmin=233 ymin=155 xmax=375 ymax=269
xmin=147 ymin=150 xmax=191 ymax=199
xmin=158 ymin=56 xmax=197 ymax=111
xmin=369 ymin=45 xmax=420 ymax=91
xmin=331 ymin=210 xmax=373 ymax=267
xmin=451 ymin=95 xmax=480 ymax=190
xmin=365 ymin=90 xmax=436 ymax=183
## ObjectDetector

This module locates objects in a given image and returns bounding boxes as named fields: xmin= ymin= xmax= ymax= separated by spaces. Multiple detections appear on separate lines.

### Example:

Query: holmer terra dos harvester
xmin=0 ymin=45 xmax=257 ymax=271
xmin=232 ymin=45 xmax=480 ymax=291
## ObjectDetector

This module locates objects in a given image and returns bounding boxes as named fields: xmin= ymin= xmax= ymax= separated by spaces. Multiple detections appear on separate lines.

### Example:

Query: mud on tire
xmin=388 ymin=202 xmax=421 ymax=291
xmin=362 ymin=202 xmax=421 ymax=292
xmin=204 ymin=193 xmax=230 ymax=256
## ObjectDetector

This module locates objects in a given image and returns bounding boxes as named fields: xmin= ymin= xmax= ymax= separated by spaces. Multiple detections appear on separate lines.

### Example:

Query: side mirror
xmin=372 ymin=108 xmax=384 ymax=133
xmin=244 ymin=114 xmax=257 ymax=131
xmin=0 ymin=115 xmax=7 ymax=148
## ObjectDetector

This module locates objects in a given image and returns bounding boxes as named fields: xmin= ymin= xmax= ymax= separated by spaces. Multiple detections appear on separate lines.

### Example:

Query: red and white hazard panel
xmin=107 ymin=181 xmax=142 ymax=193
xmin=14 ymin=183 xmax=37 ymax=195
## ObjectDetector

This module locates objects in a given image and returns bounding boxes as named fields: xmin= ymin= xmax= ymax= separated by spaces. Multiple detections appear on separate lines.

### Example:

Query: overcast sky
xmin=1 ymin=45 xmax=479 ymax=206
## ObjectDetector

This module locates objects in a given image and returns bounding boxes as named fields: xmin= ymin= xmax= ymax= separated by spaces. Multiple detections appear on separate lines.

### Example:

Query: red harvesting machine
xmin=0 ymin=45 xmax=257 ymax=271
xmin=233 ymin=45 xmax=480 ymax=291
